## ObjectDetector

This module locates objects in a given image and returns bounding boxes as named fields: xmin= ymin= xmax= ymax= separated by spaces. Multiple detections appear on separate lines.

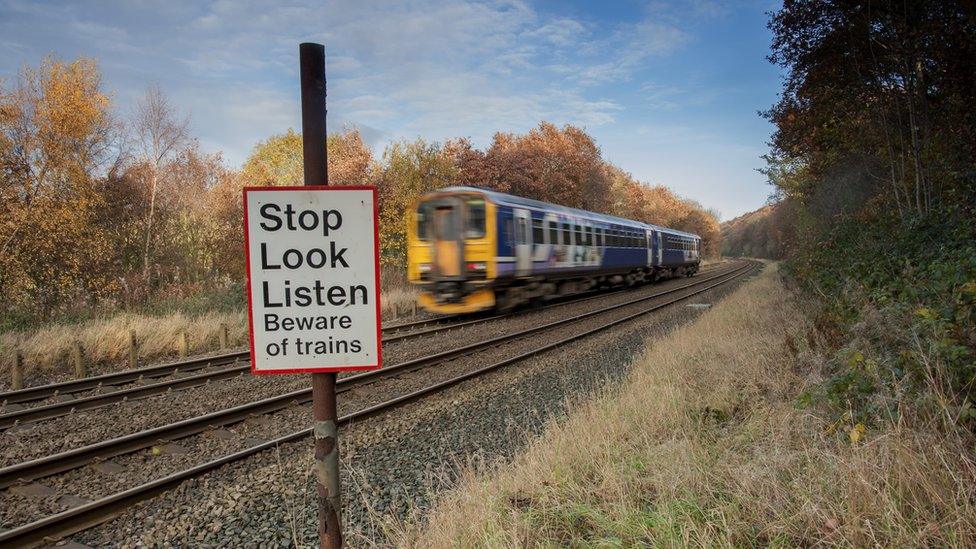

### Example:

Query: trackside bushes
xmin=785 ymin=206 xmax=976 ymax=427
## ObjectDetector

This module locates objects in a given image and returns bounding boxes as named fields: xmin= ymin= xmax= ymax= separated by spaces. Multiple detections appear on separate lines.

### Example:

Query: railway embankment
xmin=402 ymin=263 xmax=976 ymax=547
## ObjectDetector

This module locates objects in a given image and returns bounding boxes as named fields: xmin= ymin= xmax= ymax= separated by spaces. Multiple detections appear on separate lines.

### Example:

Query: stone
xmin=10 ymin=482 xmax=57 ymax=498
xmin=58 ymin=494 xmax=91 ymax=508
xmin=207 ymin=429 xmax=238 ymax=441
xmin=91 ymin=460 xmax=126 ymax=475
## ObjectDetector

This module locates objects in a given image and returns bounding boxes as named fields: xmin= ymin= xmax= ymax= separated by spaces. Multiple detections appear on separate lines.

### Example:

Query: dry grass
xmin=0 ymin=286 xmax=420 ymax=385
xmin=397 ymin=264 xmax=976 ymax=547
xmin=0 ymin=311 xmax=249 ymax=383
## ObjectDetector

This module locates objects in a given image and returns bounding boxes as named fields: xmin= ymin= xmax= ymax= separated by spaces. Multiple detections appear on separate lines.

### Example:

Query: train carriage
xmin=408 ymin=186 xmax=701 ymax=314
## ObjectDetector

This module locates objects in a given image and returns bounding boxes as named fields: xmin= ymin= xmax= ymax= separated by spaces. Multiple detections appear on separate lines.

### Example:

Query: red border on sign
xmin=243 ymin=185 xmax=384 ymax=374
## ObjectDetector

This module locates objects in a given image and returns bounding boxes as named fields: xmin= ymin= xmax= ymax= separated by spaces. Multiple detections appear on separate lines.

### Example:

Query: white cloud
xmin=0 ymin=0 xmax=694 ymax=166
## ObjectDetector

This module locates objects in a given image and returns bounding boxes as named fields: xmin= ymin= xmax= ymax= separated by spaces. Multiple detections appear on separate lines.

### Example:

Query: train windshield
xmin=417 ymin=196 xmax=485 ymax=240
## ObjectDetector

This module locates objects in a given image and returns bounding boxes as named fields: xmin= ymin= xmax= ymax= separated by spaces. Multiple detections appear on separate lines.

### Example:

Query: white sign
xmin=244 ymin=186 xmax=382 ymax=374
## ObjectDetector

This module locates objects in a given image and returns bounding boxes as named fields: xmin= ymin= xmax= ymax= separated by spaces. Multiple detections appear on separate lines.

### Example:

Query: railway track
xmin=0 ymin=314 xmax=462 ymax=407
xmin=0 ymin=260 xmax=756 ymax=547
xmin=0 ymin=264 xmax=727 ymax=429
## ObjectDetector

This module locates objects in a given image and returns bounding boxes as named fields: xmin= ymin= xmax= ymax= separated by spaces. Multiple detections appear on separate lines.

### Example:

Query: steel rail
xmin=0 ymin=265 xmax=724 ymax=425
xmin=0 ymin=262 xmax=749 ymax=490
xmin=0 ymin=261 xmax=758 ymax=548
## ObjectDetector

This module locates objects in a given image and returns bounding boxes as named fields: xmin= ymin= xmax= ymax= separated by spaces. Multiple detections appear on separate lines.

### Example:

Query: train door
xmin=645 ymin=229 xmax=654 ymax=267
xmin=654 ymin=231 xmax=663 ymax=266
xmin=513 ymin=208 xmax=532 ymax=276
xmin=432 ymin=199 xmax=463 ymax=277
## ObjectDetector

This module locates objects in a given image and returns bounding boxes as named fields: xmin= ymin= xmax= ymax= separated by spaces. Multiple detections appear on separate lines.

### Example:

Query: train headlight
xmin=467 ymin=262 xmax=487 ymax=271
xmin=418 ymin=263 xmax=432 ymax=273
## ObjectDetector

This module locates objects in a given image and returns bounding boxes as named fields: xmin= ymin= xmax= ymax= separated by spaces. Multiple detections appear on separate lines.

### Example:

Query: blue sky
xmin=0 ymin=0 xmax=782 ymax=219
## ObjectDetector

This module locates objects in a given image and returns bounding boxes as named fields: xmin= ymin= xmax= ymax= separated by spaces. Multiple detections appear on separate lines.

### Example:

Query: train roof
xmin=439 ymin=186 xmax=701 ymax=239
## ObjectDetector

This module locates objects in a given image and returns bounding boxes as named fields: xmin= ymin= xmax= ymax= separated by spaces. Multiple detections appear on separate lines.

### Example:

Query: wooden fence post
xmin=180 ymin=331 xmax=189 ymax=357
xmin=411 ymin=301 xmax=417 ymax=316
xmin=72 ymin=341 xmax=86 ymax=379
xmin=219 ymin=323 xmax=229 ymax=350
xmin=129 ymin=330 xmax=138 ymax=369
xmin=11 ymin=348 xmax=24 ymax=390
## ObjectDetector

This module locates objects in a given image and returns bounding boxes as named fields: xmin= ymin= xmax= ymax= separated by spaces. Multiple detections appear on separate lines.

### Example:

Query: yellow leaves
xmin=240 ymin=127 xmax=375 ymax=188
xmin=848 ymin=423 xmax=866 ymax=444
xmin=915 ymin=307 xmax=937 ymax=320
xmin=240 ymin=129 xmax=304 ymax=187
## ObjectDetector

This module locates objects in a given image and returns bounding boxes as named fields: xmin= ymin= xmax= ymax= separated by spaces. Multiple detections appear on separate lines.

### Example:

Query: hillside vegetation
xmin=761 ymin=0 xmax=975 ymax=430
xmin=720 ymin=201 xmax=791 ymax=259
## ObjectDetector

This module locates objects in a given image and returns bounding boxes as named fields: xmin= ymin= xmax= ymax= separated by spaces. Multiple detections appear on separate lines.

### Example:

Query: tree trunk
xmin=142 ymin=168 xmax=158 ymax=279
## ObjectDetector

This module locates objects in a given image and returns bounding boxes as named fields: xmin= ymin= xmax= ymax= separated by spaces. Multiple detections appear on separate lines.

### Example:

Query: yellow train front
xmin=408 ymin=186 xmax=703 ymax=315
xmin=407 ymin=188 xmax=498 ymax=314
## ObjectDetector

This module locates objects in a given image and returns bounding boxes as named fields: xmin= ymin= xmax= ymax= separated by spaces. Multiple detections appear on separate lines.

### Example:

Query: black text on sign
xmin=244 ymin=186 xmax=382 ymax=373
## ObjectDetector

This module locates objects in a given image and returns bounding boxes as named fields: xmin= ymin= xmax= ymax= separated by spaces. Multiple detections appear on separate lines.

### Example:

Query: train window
xmin=585 ymin=227 xmax=592 ymax=246
xmin=532 ymin=219 xmax=544 ymax=246
xmin=416 ymin=203 xmax=431 ymax=241
xmin=574 ymin=225 xmax=582 ymax=246
xmin=503 ymin=217 xmax=513 ymax=244
xmin=562 ymin=222 xmax=571 ymax=245
xmin=465 ymin=199 xmax=486 ymax=239
xmin=547 ymin=220 xmax=559 ymax=245
xmin=598 ymin=228 xmax=605 ymax=247
xmin=515 ymin=217 xmax=528 ymax=244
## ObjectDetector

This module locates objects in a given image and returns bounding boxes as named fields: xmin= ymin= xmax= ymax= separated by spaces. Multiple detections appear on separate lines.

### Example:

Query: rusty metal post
xmin=179 ymin=331 xmax=189 ymax=357
xmin=72 ymin=341 xmax=85 ymax=378
xmin=301 ymin=41 xmax=342 ymax=549
xmin=312 ymin=372 xmax=341 ymax=547
xmin=219 ymin=323 xmax=229 ymax=350
xmin=11 ymin=348 xmax=24 ymax=390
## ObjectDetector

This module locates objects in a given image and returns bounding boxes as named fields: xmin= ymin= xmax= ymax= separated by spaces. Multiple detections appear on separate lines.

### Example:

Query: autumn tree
xmin=474 ymin=122 xmax=612 ymax=213
xmin=132 ymin=85 xmax=189 ymax=280
xmin=0 ymin=57 xmax=120 ymax=317
xmin=766 ymin=0 xmax=976 ymax=218
xmin=240 ymin=127 xmax=375 ymax=187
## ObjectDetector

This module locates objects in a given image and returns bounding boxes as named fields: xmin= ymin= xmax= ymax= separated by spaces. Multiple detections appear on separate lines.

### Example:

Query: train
xmin=407 ymin=186 xmax=701 ymax=314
